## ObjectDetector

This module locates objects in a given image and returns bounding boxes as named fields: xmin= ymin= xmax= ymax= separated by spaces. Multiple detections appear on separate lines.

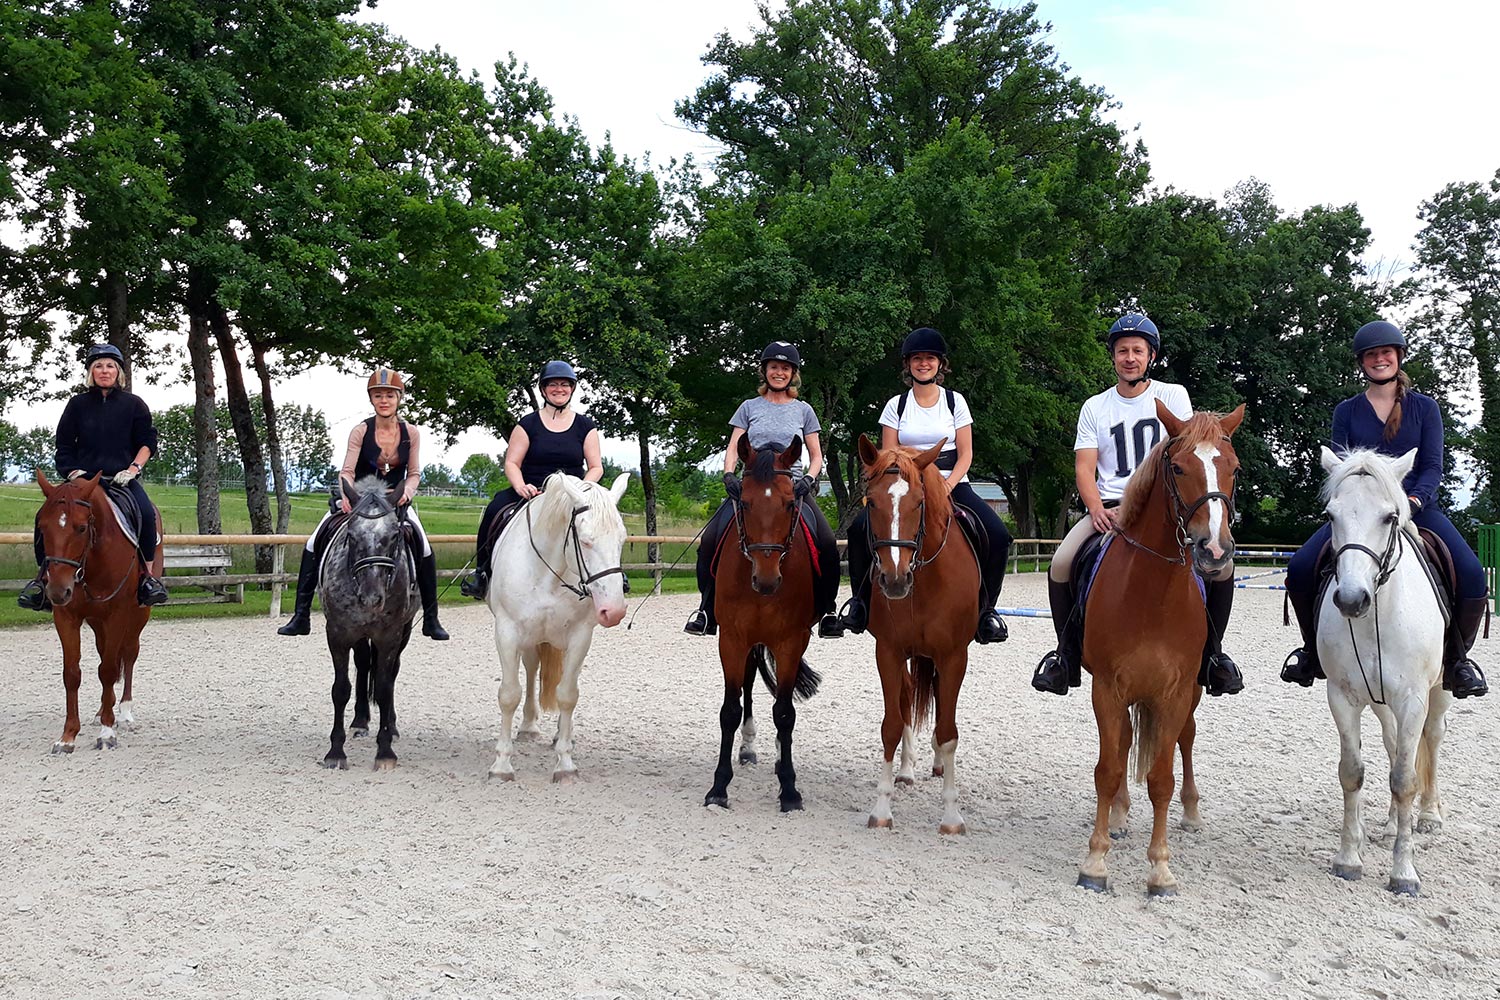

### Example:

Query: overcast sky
xmin=9 ymin=0 xmax=1498 ymax=472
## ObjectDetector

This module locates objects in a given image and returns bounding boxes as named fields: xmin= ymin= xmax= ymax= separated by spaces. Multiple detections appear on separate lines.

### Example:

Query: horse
xmin=1317 ymin=446 xmax=1451 ymax=895
xmin=854 ymin=435 xmax=979 ymax=833
xmin=486 ymin=472 xmax=630 ymax=783
xmin=703 ymin=437 xmax=823 ymax=812
xmin=320 ymin=477 xmax=419 ymax=771
xmin=1076 ymin=401 xmax=1244 ymax=896
xmin=34 ymin=471 xmax=161 ymax=753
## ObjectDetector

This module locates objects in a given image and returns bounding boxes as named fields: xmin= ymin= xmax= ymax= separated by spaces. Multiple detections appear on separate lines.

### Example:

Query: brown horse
xmin=34 ymin=471 xmax=162 ymax=754
xmin=1077 ymin=401 xmax=1244 ymax=896
xmin=856 ymin=434 xmax=980 ymax=833
xmin=704 ymin=437 xmax=822 ymax=813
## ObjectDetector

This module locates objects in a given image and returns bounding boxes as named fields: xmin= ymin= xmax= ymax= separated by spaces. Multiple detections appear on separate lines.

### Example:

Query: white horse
xmin=486 ymin=472 xmax=630 ymax=783
xmin=1318 ymin=446 xmax=1451 ymax=895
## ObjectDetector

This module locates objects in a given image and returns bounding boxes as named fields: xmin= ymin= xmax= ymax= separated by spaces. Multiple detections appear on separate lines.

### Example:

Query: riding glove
xmin=112 ymin=468 xmax=137 ymax=486
xmin=794 ymin=474 xmax=816 ymax=501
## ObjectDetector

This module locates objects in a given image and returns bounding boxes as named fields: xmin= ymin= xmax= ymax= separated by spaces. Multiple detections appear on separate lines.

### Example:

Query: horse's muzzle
xmin=1333 ymin=585 xmax=1372 ymax=619
xmin=751 ymin=573 xmax=783 ymax=596
xmin=876 ymin=571 xmax=912 ymax=601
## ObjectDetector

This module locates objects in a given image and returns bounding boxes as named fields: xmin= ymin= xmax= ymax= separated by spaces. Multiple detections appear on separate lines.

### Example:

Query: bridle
xmin=1327 ymin=468 xmax=1409 ymax=706
xmin=39 ymin=493 xmax=135 ymax=603
xmin=863 ymin=462 xmax=953 ymax=583
xmin=345 ymin=489 xmax=407 ymax=579
xmin=527 ymin=495 xmax=626 ymax=600
xmin=730 ymin=469 xmax=800 ymax=567
xmin=1115 ymin=436 xmax=1238 ymax=565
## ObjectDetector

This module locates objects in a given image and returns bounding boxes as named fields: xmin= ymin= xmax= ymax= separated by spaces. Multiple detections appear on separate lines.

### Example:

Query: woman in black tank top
xmin=461 ymin=361 xmax=605 ymax=599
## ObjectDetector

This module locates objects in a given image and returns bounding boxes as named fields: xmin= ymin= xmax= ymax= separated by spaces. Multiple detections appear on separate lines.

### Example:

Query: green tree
xmin=13 ymin=425 xmax=54 ymax=479
xmin=459 ymin=453 xmax=503 ymax=496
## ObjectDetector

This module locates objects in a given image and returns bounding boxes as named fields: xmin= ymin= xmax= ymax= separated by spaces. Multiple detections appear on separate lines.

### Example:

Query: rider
xmin=684 ymin=341 xmax=841 ymax=636
xmin=459 ymin=361 xmax=604 ymax=600
xmin=18 ymin=343 xmax=169 ymax=611
xmin=823 ymin=327 xmax=1012 ymax=644
xmin=1281 ymin=320 xmax=1488 ymax=698
xmin=277 ymin=368 xmax=449 ymax=640
xmin=1031 ymin=314 xmax=1244 ymax=697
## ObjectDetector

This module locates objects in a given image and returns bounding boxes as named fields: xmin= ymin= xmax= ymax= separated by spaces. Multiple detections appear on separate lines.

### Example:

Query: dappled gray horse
xmin=320 ymin=476 xmax=418 ymax=770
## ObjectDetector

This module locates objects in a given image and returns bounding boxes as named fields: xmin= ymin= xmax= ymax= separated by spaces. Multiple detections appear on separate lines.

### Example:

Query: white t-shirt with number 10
xmin=1074 ymin=381 xmax=1192 ymax=501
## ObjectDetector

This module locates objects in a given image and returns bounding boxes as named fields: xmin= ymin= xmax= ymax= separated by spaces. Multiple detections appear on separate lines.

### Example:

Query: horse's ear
xmin=1156 ymin=399 xmax=1186 ymax=438
xmin=608 ymin=472 xmax=630 ymax=503
xmin=777 ymin=435 xmax=803 ymax=470
xmin=1319 ymin=445 xmax=1343 ymax=474
xmin=1390 ymin=448 xmax=1418 ymax=484
xmin=37 ymin=469 xmax=55 ymax=497
xmin=912 ymin=439 xmax=947 ymax=471
xmin=857 ymin=433 xmax=879 ymax=468
xmin=341 ymin=478 xmax=360 ymax=507
xmin=736 ymin=434 xmax=753 ymax=467
xmin=1219 ymin=403 xmax=1246 ymax=437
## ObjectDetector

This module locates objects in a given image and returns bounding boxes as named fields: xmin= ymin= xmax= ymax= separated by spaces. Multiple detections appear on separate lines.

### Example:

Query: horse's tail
xmin=537 ymin=643 xmax=563 ymax=713
xmin=1130 ymin=702 xmax=1159 ymax=785
xmin=753 ymin=646 xmax=823 ymax=702
xmin=912 ymin=656 xmax=937 ymax=732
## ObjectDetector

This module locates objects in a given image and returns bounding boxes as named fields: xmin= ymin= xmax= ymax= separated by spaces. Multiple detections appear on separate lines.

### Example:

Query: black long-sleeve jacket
xmin=54 ymin=387 xmax=159 ymax=477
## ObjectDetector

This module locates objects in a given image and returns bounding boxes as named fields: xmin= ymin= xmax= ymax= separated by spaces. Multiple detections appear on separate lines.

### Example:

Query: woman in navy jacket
xmin=1281 ymin=320 xmax=1488 ymax=698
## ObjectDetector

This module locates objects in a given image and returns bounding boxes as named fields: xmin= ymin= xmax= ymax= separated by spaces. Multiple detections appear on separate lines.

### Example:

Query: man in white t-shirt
xmin=1031 ymin=314 xmax=1244 ymax=697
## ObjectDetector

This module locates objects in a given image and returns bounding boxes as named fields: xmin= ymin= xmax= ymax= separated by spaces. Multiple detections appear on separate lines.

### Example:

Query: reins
xmin=526 ymin=496 xmax=626 ymax=601
xmin=1329 ymin=469 xmax=1408 ymax=706
xmin=40 ymin=494 xmax=137 ymax=604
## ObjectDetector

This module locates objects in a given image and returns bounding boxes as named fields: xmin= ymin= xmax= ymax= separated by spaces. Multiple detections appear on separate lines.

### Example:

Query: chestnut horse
xmin=1077 ymin=401 xmax=1244 ymax=896
xmin=856 ymin=435 xmax=980 ymax=833
xmin=704 ymin=437 xmax=823 ymax=813
xmin=34 ymin=471 xmax=162 ymax=753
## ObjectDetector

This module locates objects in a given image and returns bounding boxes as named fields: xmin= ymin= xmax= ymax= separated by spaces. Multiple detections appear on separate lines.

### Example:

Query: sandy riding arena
xmin=3 ymin=574 xmax=1497 ymax=1000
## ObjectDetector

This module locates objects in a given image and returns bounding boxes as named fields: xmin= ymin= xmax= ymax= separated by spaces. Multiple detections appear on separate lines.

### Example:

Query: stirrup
xmin=836 ymin=596 xmax=868 ymax=635
xmin=1444 ymin=658 xmax=1488 ymax=699
xmin=17 ymin=578 xmax=50 ymax=612
xmin=138 ymin=574 xmax=169 ymax=607
xmin=975 ymin=610 xmax=1008 ymax=644
xmin=817 ymin=613 xmax=845 ymax=639
xmin=1031 ymin=650 xmax=1070 ymax=696
xmin=1280 ymin=647 xmax=1322 ymax=687
xmin=459 ymin=571 xmax=487 ymax=600
xmin=684 ymin=609 xmax=716 ymax=636
xmin=1201 ymin=652 xmax=1244 ymax=697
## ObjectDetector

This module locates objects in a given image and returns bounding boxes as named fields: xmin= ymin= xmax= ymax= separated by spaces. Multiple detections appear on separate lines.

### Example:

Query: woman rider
xmin=684 ymin=341 xmax=841 ymax=636
xmin=18 ymin=344 xmax=168 ymax=610
xmin=460 ymin=361 xmax=604 ymax=600
xmin=277 ymin=368 xmax=449 ymax=640
xmin=823 ymin=327 xmax=1012 ymax=644
xmin=1031 ymin=314 xmax=1244 ymax=697
xmin=1281 ymin=320 xmax=1488 ymax=698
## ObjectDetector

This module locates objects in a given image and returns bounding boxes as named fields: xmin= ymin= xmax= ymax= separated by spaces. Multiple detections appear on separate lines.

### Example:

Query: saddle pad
xmin=103 ymin=492 xmax=140 ymax=550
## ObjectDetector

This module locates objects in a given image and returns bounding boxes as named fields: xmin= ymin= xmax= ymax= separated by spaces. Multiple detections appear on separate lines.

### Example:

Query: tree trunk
xmin=636 ymin=429 xmax=658 ymax=588
xmin=250 ymin=337 xmax=291 ymax=534
xmin=1469 ymin=298 xmax=1500 ymax=520
xmin=186 ymin=273 xmax=222 ymax=535
xmin=103 ymin=268 xmax=131 ymax=385
xmin=211 ymin=304 xmax=274 ymax=572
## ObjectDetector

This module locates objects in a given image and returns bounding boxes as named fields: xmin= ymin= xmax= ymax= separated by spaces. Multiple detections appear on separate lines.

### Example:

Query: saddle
xmin=481 ymin=499 xmax=528 ymax=553
xmin=952 ymin=504 xmax=990 ymax=607
xmin=102 ymin=483 xmax=144 ymax=552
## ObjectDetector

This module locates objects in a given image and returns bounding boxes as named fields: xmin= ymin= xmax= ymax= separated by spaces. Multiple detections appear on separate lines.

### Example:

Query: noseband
xmin=732 ymin=469 xmax=800 ymax=566
xmin=527 ymin=498 xmax=626 ymax=600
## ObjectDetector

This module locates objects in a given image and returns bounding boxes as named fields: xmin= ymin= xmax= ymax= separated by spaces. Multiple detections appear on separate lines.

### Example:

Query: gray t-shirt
xmin=729 ymin=396 xmax=821 ymax=473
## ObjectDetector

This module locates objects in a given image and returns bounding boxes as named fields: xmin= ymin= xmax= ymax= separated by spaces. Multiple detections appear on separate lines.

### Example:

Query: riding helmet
xmin=539 ymin=360 xmax=579 ymax=385
xmin=760 ymin=341 xmax=802 ymax=369
xmin=367 ymin=367 xmax=406 ymax=394
xmin=1107 ymin=314 xmax=1160 ymax=354
xmin=1352 ymin=320 xmax=1406 ymax=357
xmin=85 ymin=343 xmax=125 ymax=367
xmin=901 ymin=327 xmax=949 ymax=358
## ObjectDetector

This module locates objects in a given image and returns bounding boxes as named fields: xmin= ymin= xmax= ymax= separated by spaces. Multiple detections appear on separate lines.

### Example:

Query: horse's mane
xmin=1116 ymin=411 xmax=1223 ymax=530
xmin=535 ymin=473 xmax=625 ymax=541
xmin=352 ymin=475 xmax=389 ymax=496
xmin=870 ymin=444 xmax=954 ymax=525
xmin=1322 ymin=448 xmax=1410 ymax=525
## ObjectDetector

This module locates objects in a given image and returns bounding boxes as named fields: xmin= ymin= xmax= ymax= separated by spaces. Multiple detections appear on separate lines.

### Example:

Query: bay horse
xmin=34 ymin=470 xmax=161 ymax=753
xmin=1078 ymin=401 xmax=1244 ymax=896
xmin=321 ymin=477 xmax=418 ymax=771
xmin=1318 ymin=446 xmax=1450 ymax=895
xmin=855 ymin=434 xmax=978 ymax=833
xmin=704 ymin=437 xmax=823 ymax=813
xmin=486 ymin=472 xmax=630 ymax=783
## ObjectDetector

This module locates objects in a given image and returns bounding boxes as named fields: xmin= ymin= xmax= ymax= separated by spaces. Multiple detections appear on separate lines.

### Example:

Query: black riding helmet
xmin=760 ymin=341 xmax=802 ymax=369
xmin=901 ymin=327 xmax=949 ymax=358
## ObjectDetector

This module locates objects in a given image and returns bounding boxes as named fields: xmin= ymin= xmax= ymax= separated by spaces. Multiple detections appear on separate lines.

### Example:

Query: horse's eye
xmin=1385 ymin=512 xmax=1399 ymax=525
xmin=1171 ymin=464 xmax=1185 ymax=476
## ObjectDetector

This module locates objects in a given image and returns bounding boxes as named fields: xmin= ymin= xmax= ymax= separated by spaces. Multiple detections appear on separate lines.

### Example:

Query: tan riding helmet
xmin=367 ymin=367 xmax=406 ymax=394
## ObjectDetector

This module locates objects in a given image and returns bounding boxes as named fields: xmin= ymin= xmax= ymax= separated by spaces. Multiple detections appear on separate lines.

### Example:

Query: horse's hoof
xmin=895 ymin=775 xmax=915 ymax=788
xmin=1109 ymin=826 xmax=1129 ymax=840
xmin=489 ymin=770 xmax=516 ymax=782
xmin=51 ymin=741 xmax=74 ymax=755
xmin=516 ymin=730 xmax=542 ymax=742
xmin=351 ymin=727 xmax=368 ymax=738
xmin=1330 ymin=863 xmax=1363 ymax=882
xmin=931 ymin=766 xmax=944 ymax=778
xmin=552 ymin=769 xmax=578 ymax=785
xmin=1076 ymin=873 xmax=1110 ymax=893
xmin=322 ymin=756 xmax=348 ymax=770
xmin=738 ymin=750 xmax=757 ymax=765
xmin=780 ymin=796 xmax=804 ymax=813
xmin=868 ymin=816 xmax=893 ymax=829
xmin=938 ymin=822 xmax=967 ymax=836
xmin=1180 ymin=818 xmax=1205 ymax=833
xmin=96 ymin=736 xmax=117 ymax=750
xmin=704 ymin=794 xmax=729 ymax=809
xmin=372 ymin=757 xmax=397 ymax=772
xmin=1416 ymin=817 xmax=1443 ymax=834
xmin=1147 ymin=883 xmax=1179 ymax=899
xmin=1388 ymin=877 xmax=1421 ymax=897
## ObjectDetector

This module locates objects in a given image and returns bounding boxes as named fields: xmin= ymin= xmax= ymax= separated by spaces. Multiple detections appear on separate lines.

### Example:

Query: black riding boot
xmin=137 ymin=567 xmax=169 ymax=607
xmin=1198 ymin=576 xmax=1243 ymax=696
xmin=417 ymin=552 xmax=449 ymax=640
xmin=1032 ymin=578 xmax=1081 ymax=695
xmin=1280 ymin=587 xmax=1324 ymax=686
xmin=684 ymin=584 xmax=718 ymax=636
xmin=277 ymin=549 xmax=319 ymax=636
xmin=460 ymin=544 xmax=490 ymax=600
xmin=17 ymin=571 xmax=50 ymax=612
xmin=1443 ymin=597 xmax=1489 ymax=698
xmin=975 ymin=608 xmax=1009 ymax=644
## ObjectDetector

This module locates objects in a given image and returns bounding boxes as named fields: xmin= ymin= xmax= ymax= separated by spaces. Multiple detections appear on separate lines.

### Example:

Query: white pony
xmin=1318 ymin=446 xmax=1452 ymax=895
xmin=486 ymin=472 xmax=630 ymax=783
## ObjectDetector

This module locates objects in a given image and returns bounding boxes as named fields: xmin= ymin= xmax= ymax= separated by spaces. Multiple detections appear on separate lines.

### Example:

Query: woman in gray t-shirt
xmin=684 ymin=341 xmax=843 ymax=637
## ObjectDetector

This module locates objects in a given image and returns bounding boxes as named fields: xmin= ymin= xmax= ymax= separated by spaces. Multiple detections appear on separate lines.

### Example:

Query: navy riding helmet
xmin=85 ymin=343 xmax=126 ymax=367
xmin=761 ymin=341 xmax=802 ymax=369
xmin=901 ymin=327 xmax=949 ymax=358
xmin=1352 ymin=320 xmax=1406 ymax=356
xmin=539 ymin=360 xmax=578 ymax=385
xmin=1106 ymin=314 xmax=1160 ymax=354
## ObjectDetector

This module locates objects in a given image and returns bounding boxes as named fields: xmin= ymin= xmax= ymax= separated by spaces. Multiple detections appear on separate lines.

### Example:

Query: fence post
xmin=269 ymin=542 xmax=285 ymax=619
